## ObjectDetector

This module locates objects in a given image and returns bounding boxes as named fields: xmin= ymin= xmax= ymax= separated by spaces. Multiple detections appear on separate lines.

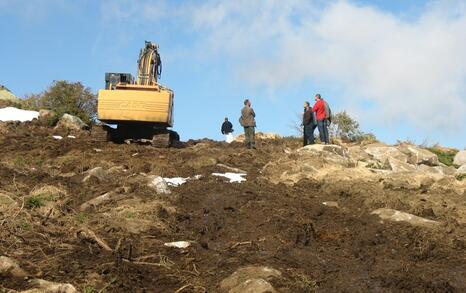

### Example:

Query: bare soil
xmin=1 ymin=123 xmax=465 ymax=292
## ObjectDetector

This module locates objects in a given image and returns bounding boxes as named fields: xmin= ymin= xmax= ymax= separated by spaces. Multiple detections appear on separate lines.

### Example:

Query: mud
xmin=0 ymin=123 xmax=465 ymax=292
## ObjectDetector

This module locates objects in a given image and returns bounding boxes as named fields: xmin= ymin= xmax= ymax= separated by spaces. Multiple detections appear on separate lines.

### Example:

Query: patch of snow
xmin=163 ymin=175 xmax=202 ymax=187
xmin=164 ymin=177 xmax=188 ymax=187
xmin=0 ymin=107 xmax=39 ymax=122
xmin=52 ymin=135 xmax=63 ymax=140
xmin=212 ymin=172 xmax=247 ymax=183
xmin=164 ymin=241 xmax=191 ymax=249
xmin=67 ymin=135 xmax=76 ymax=139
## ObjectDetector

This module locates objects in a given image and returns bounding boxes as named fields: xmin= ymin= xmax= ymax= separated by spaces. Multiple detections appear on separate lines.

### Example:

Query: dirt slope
xmin=0 ymin=123 xmax=465 ymax=292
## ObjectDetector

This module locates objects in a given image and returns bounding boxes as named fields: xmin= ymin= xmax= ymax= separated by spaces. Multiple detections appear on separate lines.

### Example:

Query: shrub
xmin=427 ymin=147 xmax=458 ymax=167
xmin=329 ymin=111 xmax=377 ymax=143
xmin=26 ymin=196 xmax=46 ymax=209
xmin=23 ymin=80 xmax=97 ymax=125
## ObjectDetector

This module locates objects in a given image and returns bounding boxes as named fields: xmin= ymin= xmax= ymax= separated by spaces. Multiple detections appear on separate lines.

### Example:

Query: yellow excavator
xmin=96 ymin=41 xmax=179 ymax=147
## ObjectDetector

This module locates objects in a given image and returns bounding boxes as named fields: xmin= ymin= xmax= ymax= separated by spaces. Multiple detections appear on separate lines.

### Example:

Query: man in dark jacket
xmin=303 ymin=101 xmax=316 ymax=146
xmin=221 ymin=117 xmax=234 ymax=143
xmin=221 ymin=118 xmax=233 ymax=135
xmin=239 ymin=99 xmax=256 ymax=149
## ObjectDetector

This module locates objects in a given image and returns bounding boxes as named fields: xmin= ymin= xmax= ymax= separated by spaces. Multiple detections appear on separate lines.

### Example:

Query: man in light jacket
xmin=240 ymin=99 xmax=256 ymax=149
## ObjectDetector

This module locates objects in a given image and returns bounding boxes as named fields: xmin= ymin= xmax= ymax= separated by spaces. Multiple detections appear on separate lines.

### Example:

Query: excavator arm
xmin=137 ymin=41 xmax=162 ymax=86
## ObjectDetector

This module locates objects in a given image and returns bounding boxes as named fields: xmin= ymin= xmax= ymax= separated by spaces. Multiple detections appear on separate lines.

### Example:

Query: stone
xmin=220 ymin=266 xmax=281 ymax=293
xmin=299 ymin=144 xmax=347 ymax=157
xmin=0 ymin=256 xmax=27 ymax=278
xmin=453 ymin=150 xmax=466 ymax=166
xmin=235 ymin=132 xmax=281 ymax=142
xmin=371 ymin=208 xmax=439 ymax=228
xmin=147 ymin=176 xmax=171 ymax=194
xmin=21 ymin=279 xmax=77 ymax=293
xmin=347 ymin=146 xmax=372 ymax=162
xmin=55 ymin=113 xmax=88 ymax=131
xmin=416 ymin=165 xmax=444 ymax=176
xmin=387 ymin=157 xmax=416 ymax=173
xmin=364 ymin=146 xmax=408 ymax=165
xmin=456 ymin=164 xmax=466 ymax=175
xmin=229 ymin=278 xmax=276 ymax=293
xmin=398 ymin=144 xmax=439 ymax=166
xmin=0 ymin=192 xmax=17 ymax=213
xmin=322 ymin=201 xmax=339 ymax=208
xmin=83 ymin=167 xmax=109 ymax=183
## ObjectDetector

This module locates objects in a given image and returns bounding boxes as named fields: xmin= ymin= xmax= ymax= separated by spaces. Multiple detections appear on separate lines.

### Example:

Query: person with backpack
xmin=302 ymin=101 xmax=317 ymax=146
xmin=312 ymin=93 xmax=330 ymax=144
xmin=239 ymin=98 xmax=256 ymax=149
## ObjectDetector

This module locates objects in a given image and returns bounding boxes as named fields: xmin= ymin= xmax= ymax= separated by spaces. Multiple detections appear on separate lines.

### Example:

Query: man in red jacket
xmin=312 ymin=93 xmax=329 ymax=144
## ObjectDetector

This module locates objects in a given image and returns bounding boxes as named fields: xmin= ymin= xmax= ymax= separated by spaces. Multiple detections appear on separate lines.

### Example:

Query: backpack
xmin=324 ymin=101 xmax=332 ymax=124
xmin=239 ymin=116 xmax=244 ymax=127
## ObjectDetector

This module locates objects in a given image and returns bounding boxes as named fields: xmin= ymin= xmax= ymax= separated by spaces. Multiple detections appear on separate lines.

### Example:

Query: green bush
xmin=427 ymin=147 xmax=458 ymax=166
xmin=23 ymin=80 xmax=97 ymax=125
xmin=329 ymin=111 xmax=377 ymax=143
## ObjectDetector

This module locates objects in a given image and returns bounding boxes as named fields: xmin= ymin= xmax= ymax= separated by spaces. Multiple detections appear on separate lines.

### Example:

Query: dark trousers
xmin=244 ymin=126 xmax=255 ymax=148
xmin=303 ymin=124 xmax=316 ymax=146
xmin=317 ymin=120 xmax=329 ymax=144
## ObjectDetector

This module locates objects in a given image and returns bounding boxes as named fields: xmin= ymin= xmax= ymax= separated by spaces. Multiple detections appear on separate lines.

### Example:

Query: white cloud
xmin=185 ymin=0 xmax=466 ymax=133
xmin=96 ymin=0 xmax=466 ymax=137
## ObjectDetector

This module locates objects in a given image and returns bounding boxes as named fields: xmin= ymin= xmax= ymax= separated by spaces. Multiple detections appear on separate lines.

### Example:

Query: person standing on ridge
xmin=312 ymin=93 xmax=330 ymax=144
xmin=303 ymin=101 xmax=316 ymax=146
xmin=239 ymin=99 xmax=256 ymax=149
xmin=221 ymin=117 xmax=234 ymax=143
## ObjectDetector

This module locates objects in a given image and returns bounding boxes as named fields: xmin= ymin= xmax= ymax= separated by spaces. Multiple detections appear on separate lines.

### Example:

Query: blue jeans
xmin=317 ymin=120 xmax=329 ymax=144
xmin=303 ymin=124 xmax=316 ymax=145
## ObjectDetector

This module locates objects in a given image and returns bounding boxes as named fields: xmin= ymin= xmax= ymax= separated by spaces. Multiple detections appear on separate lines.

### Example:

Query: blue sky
xmin=1 ymin=0 xmax=465 ymax=147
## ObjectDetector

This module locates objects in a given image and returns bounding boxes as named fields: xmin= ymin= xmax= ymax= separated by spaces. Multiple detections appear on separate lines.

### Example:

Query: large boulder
xmin=220 ymin=266 xmax=281 ymax=293
xmin=21 ymin=279 xmax=77 ymax=293
xmin=364 ymin=145 xmax=408 ymax=166
xmin=453 ymin=150 xmax=466 ymax=166
xmin=55 ymin=114 xmax=88 ymax=131
xmin=387 ymin=157 xmax=416 ymax=173
xmin=398 ymin=144 xmax=439 ymax=166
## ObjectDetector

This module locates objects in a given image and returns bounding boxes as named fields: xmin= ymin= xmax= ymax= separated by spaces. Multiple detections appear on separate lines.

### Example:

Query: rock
xmin=299 ymin=144 xmax=347 ymax=157
xmin=364 ymin=146 xmax=408 ymax=165
xmin=0 ymin=192 xmax=17 ymax=213
xmin=22 ymin=279 xmax=77 ymax=293
xmin=235 ymin=132 xmax=281 ymax=142
xmin=38 ymin=110 xmax=58 ymax=126
xmin=147 ymin=176 xmax=171 ymax=194
xmin=437 ymin=165 xmax=457 ymax=176
xmin=453 ymin=150 xmax=466 ymax=166
xmin=83 ymin=167 xmax=109 ymax=183
xmin=347 ymin=146 xmax=372 ymax=162
xmin=164 ymin=241 xmax=191 ymax=249
xmin=55 ymin=113 xmax=88 ymax=131
xmin=229 ymin=279 xmax=276 ymax=293
xmin=456 ymin=164 xmax=466 ymax=175
xmin=322 ymin=201 xmax=339 ymax=208
xmin=398 ymin=144 xmax=439 ymax=166
xmin=371 ymin=208 xmax=439 ymax=228
xmin=416 ymin=165 xmax=444 ymax=176
xmin=0 ymin=256 xmax=27 ymax=278
xmin=79 ymin=191 xmax=125 ymax=211
xmin=387 ymin=157 xmax=416 ymax=173
xmin=220 ymin=266 xmax=281 ymax=293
